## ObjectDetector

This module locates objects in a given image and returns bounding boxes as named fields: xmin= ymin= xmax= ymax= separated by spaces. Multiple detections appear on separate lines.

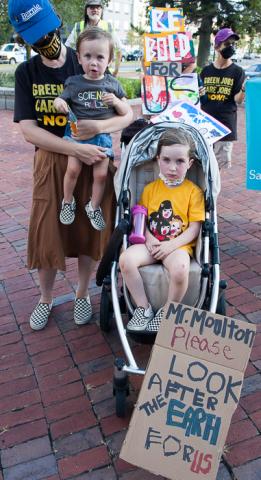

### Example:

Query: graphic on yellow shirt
xmin=149 ymin=200 xmax=185 ymax=241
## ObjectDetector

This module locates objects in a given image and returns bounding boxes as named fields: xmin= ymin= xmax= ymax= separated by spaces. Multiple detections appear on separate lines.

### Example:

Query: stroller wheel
xmin=113 ymin=358 xmax=129 ymax=418
xmin=100 ymin=283 xmax=113 ymax=332
xmin=216 ymin=291 xmax=227 ymax=316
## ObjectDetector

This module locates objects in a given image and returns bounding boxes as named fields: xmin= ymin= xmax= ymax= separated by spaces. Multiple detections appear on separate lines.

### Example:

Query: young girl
xmin=119 ymin=128 xmax=205 ymax=333
xmin=54 ymin=27 xmax=131 ymax=230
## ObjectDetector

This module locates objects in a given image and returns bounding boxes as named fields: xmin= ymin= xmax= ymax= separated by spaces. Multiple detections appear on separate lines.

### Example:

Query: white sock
xmin=144 ymin=304 xmax=152 ymax=316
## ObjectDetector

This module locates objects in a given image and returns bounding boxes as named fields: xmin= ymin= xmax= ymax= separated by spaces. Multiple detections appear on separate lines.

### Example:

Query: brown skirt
xmin=27 ymin=149 xmax=116 ymax=271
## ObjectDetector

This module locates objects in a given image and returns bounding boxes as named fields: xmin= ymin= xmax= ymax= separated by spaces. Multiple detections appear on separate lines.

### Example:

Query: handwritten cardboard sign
xmin=149 ymin=7 xmax=185 ymax=33
xmin=146 ymin=61 xmax=182 ymax=77
xmin=120 ymin=302 xmax=256 ymax=480
xmin=151 ymin=101 xmax=231 ymax=144
xmin=141 ymin=74 xmax=199 ymax=115
xmin=144 ymin=32 xmax=195 ymax=66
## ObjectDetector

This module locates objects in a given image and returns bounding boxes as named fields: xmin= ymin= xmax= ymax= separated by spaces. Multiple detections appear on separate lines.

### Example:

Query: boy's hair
xmin=76 ymin=26 xmax=114 ymax=62
xmin=156 ymin=128 xmax=196 ymax=160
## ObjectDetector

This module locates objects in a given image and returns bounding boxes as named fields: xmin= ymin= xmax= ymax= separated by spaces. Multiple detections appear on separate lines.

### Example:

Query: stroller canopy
xmin=114 ymin=121 xmax=221 ymax=203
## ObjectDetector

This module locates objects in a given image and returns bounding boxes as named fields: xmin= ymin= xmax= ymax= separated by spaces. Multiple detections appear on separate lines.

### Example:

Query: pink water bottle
xmin=129 ymin=205 xmax=148 ymax=244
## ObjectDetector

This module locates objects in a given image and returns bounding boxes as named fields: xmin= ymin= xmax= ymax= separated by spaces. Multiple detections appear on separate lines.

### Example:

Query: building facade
xmin=103 ymin=0 xmax=148 ymax=46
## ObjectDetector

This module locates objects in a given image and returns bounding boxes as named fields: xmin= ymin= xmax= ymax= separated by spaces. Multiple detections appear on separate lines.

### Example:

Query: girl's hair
xmin=76 ymin=26 xmax=114 ymax=62
xmin=156 ymin=128 xmax=196 ymax=159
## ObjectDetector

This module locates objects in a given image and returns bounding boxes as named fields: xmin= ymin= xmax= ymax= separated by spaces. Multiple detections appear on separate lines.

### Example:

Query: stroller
xmin=96 ymin=121 xmax=224 ymax=417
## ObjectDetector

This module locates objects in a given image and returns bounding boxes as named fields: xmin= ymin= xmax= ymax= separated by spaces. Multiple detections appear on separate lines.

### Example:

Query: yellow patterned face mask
xmin=32 ymin=31 xmax=62 ymax=59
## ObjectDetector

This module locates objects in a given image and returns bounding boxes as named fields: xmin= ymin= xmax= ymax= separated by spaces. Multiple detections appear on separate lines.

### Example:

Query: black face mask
xmin=32 ymin=31 xmax=62 ymax=60
xmin=221 ymin=45 xmax=235 ymax=59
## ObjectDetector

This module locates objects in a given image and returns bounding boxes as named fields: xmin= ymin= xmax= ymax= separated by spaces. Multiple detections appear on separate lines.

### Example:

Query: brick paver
xmin=0 ymin=104 xmax=260 ymax=479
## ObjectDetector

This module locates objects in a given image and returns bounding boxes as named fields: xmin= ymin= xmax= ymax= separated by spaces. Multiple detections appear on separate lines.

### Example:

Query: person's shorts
xmin=64 ymin=125 xmax=114 ymax=159
xmin=213 ymin=140 xmax=233 ymax=170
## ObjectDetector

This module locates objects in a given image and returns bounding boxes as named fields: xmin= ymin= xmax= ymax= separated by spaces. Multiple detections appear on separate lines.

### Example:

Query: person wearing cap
xmin=65 ymin=0 xmax=122 ymax=77
xmin=200 ymin=27 xmax=246 ymax=170
xmin=8 ymin=0 xmax=133 ymax=331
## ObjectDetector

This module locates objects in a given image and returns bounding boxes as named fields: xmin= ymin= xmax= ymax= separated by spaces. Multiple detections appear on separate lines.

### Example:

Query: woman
xmin=65 ymin=0 xmax=122 ymax=77
xmin=8 ymin=0 xmax=133 ymax=331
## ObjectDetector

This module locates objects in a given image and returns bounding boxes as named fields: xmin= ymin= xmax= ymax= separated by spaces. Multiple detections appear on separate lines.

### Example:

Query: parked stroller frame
xmin=97 ymin=121 xmax=224 ymax=416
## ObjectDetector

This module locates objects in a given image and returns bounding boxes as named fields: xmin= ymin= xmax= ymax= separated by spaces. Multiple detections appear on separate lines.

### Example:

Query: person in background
xmin=200 ymin=27 xmax=245 ymax=170
xmin=65 ymin=0 xmax=122 ymax=77
xmin=8 ymin=0 xmax=132 ymax=331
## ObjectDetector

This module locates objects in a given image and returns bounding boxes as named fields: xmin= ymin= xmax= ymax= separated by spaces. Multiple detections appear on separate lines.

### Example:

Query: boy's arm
xmin=102 ymin=93 xmax=130 ymax=116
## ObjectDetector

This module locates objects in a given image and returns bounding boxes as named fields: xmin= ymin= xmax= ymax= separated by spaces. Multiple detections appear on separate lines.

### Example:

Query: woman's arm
xmin=76 ymin=109 xmax=133 ymax=140
xmin=151 ymin=221 xmax=201 ymax=261
xmin=20 ymin=120 xmax=107 ymax=165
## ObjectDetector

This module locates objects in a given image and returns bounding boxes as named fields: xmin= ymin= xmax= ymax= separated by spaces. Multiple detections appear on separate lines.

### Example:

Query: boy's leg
xmin=85 ymin=157 xmax=110 ymax=231
xmin=64 ymin=156 xmax=82 ymax=202
xmin=91 ymin=157 xmax=110 ymax=209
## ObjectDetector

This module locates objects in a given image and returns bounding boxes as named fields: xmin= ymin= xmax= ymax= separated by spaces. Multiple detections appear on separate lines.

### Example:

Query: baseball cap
xmin=85 ymin=0 xmax=103 ymax=6
xmin=215 ymin=28 xmax=240 ymax=46
xmin=8 ymin=0 xmax=62 ymax=45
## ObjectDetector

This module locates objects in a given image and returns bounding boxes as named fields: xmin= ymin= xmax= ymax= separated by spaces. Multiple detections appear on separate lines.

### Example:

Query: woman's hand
xmin=74 ymin=143 xmax=107 ymax=165
xmin=151 ymin=241 xmax=175 ymax=261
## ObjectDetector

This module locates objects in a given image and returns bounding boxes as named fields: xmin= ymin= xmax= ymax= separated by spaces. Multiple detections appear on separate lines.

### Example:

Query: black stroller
xmin=96 ymin=121 xmax=225 ymax=417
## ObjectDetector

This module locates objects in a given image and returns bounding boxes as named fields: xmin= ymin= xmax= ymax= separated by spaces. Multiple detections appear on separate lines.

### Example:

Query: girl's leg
xmin=91 ymin=157 xmax=110 ymax=209
xmin=64 ymin=156 xmax=82 ymax=203
xmin=163 ymin=249 xmax=190 ymax=303
xmin=119 ymin=244 xmax=157 ymax=308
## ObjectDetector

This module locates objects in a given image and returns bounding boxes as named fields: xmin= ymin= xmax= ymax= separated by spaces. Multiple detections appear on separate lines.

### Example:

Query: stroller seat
xmin=128 ymin=158 xmax=205 ymax=311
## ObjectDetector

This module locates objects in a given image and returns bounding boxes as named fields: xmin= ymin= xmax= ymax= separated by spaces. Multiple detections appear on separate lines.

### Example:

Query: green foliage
xmin=0 ymin=72 xmax=141 ymax=99
xmin=118 ymin=77 xmax=141 ymax=99
xmin=0 ymin=72 xmax=15 ymax=88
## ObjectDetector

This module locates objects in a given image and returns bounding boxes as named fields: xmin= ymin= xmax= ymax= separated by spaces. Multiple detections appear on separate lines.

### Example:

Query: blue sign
xmin=246 ymin=78 xmax=261 ymax=190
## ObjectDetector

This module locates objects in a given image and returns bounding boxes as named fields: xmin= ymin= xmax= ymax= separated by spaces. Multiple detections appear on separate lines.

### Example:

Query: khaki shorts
xmin=214 ymin=141 xmax=233 ymax=170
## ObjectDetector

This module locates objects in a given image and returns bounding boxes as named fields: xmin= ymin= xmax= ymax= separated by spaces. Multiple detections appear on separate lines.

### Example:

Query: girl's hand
xmin=102 ymin=92 xmax=117 ymax=106
xmin=53 ymin=98 xmax=68 ymax=114
xmin=145 ymin=230 xmax=160 ymax=256
xmin=151 ymin=241 xmax=175 ymax=261
xmin=74 ymin=143 xmax=107 ymax=165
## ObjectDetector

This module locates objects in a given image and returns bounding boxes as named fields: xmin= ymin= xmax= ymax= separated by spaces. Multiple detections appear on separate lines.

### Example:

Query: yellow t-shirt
xmin=140 ymin=178 xmax=205 ymax=256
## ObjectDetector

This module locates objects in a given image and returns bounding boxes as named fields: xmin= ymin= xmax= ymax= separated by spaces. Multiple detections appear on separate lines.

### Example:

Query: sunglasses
xmin=33 ymin=30 xmax=58 ymax=48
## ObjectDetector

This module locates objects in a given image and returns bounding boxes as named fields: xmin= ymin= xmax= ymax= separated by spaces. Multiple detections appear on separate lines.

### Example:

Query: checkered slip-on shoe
xmin=30 ymin=301 xmax=53 ymax=331
xmin=126 ymin=305 xmax=154 ymax=332
xmin=74 ymin=296 xmax=92 ymax=325
xmin=145 ymin=307 xmax=164 ymax=333
xmin=85 ymin=200 xmax=106 ymax=231
xmin=59 ymin=197 xmax=76 ymax=225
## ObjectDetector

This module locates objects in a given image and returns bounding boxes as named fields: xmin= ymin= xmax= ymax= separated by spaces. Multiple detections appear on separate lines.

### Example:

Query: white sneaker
xmin=127 ymin=304 xmax=154 ymax=332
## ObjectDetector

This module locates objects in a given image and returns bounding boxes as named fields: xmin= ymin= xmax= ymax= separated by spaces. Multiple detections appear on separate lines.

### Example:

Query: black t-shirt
xmin=200 ymin=62 xmax=245 ymax=141
xmin=14 ymin=48 xmax=82 ymax=138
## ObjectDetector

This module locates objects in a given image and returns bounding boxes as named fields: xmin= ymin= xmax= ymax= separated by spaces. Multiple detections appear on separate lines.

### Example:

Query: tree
xmin=149 ymin=1 xmax=261 ymax=67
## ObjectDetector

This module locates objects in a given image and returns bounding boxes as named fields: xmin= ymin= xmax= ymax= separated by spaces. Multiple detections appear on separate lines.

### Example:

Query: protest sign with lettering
xmin=150 ymin=101 xmax=231 ymax=144
xmin=149 ymin=7 xmax=185 ymax=33
xmin=144 ymin=32 xmax=195 ymax=66
xmin=245 ymin=78 xmax=261 ymax=190
xmin=141 ymin=74 xmax=199 ymax=115
xmin=120 ymin=303 xmax=256 ymax=480
xmin=146 ymin=61 xmax=182 ymax=77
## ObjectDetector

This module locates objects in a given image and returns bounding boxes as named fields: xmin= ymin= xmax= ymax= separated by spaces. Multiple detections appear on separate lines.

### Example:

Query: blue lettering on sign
xmin=166 ymin=399 xmax=221 ymax=446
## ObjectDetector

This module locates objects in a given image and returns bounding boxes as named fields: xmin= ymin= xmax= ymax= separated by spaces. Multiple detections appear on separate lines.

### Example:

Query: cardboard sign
xmin=120 ymin=302 xmax=256 ymax=480
xmin=146 ymin=61 xmax=182 ymax=77
xmin=144 ymin=32 xmax=195 ymax=66
xmin=151 ymin=101 xmax=231 ymax=144
xmin=245 ymin=78 xmax=261 ymax=190
xmin=149 ymin=7 xmax=185 ymax=33
xmin=141 ymin=74 xmax=199 ymax=115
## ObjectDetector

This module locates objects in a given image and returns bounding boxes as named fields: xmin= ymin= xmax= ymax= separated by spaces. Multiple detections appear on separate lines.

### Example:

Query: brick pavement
xmin=0 ymin=104 xmax=260 ymax=479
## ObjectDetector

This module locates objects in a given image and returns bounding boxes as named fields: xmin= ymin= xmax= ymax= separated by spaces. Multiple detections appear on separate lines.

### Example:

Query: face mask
xmin=220 ymin=45 xmax=235 ymax=59
xmin=159 ymin=172 xmax=185 ymax=187
xmin=33 ymin=31 xmax=62 ymax=60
